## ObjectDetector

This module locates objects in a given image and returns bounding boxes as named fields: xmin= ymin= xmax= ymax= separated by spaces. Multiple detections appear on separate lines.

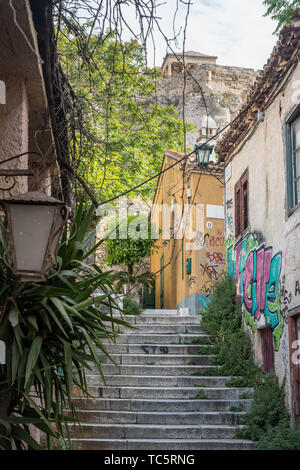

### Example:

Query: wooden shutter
xmin=235 ymin=169 xmax=249 ymax=238
xmin=261 ymin=328 xmax=274 ymax=373
xmin=235 ymin=181 xmax=241 ymax=237
xmin=241 ymin=171 xmax=249 ymax=232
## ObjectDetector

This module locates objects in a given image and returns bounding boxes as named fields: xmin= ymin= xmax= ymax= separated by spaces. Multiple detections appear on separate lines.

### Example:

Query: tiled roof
xmin=165 ymin=149 xmax=224 ymax=172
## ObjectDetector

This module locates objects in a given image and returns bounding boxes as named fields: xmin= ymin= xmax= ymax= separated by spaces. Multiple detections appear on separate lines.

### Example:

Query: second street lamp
xmin=195 ymin=142 xmax=214 ymax=166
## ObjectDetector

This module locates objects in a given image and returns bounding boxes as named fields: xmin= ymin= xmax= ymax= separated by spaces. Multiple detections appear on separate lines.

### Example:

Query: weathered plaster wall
xmin=0 ymin=0 xmax=59 ymax=197
xmin=224 ymin=61 xmax=300 ymax=411
xmin=0 ymin=77 xmax=29 ymax=194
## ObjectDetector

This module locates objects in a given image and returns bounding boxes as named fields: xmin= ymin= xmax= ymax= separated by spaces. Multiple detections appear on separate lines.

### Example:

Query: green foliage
xmin=263 ymin=0 xmax=299 ymax=33
xmin=199 ymin=368 xmax=221 ymax=377
xmin=123 ymin=296 xmax=142 ymax=316
xmin=226 ymin=376 xmax=254 ymax=388
xmin=230 ymin=405 xmax=245 ymax=412
xmin=212 ymin=330 xmax=261 ymax=386
xmin=199 ymin=275 xmax=260 ymax=386
xmin=0 ymin=200 xmax=131 ymax=449
xmin=236 ymin=372 xmax=296 ymax=447
xmin=200 ymin=274 xmax=242 ymax=341
xmin=58 ymin=32 xmax=193 ymax=201
xmin=106 ymin=214 xmax=157 ymax=269
xmin=256 ymin=420 xmax=300 ymax=450
xmin=191 ymin=389 xmax=208 ymax=400
xmin=196 ymin=346 xmax=217 ymax=355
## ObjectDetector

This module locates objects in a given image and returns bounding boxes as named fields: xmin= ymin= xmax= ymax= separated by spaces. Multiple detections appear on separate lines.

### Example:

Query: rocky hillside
xmin=157 ymin=63 xmax=258 ymax=148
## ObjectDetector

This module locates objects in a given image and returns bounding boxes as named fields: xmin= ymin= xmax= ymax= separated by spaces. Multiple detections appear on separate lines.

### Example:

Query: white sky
xmin=147 ymin=0 xmax=278 ymax=70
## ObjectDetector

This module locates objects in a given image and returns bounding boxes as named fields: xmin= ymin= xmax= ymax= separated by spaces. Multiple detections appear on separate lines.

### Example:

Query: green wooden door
xmin=143 ymin=284 xmax=155 ymax=308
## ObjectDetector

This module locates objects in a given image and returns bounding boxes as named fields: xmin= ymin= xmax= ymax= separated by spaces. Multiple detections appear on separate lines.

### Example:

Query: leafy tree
xmin=58 ymin=32 xmax=193 ymax=202
xmin=263 ymin=0 xmax=300 ymax=33
xmin=106 ymin=214 xmax=157 ymax=295
xmin=0 ymin=201 xmax=131 ymax=449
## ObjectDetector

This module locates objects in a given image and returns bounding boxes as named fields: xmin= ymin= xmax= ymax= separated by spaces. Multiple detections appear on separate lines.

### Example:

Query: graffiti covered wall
xmin=226 ymin=230 xmax=284 ymax=350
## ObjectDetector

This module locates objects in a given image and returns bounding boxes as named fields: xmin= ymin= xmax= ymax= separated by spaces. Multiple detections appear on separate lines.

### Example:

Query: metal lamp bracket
xmin=0 ymin=151 xmax=42 ymax=191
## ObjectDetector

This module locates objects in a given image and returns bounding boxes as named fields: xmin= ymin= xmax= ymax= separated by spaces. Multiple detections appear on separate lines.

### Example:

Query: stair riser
xmin=85 ymin=375 xmax=231 ymax=387
xmin=114 ymin=325 xmax=205 ymax=334
xmin=97 ymin=354 xmax=213 ymax=366
xmin=91 ymin=364 xmax=218 ymax=376
xmin=70 ymin=440 xmax=256 ymax=451
xmin=69 ymin=425 xmax=241 ymax=440
xmin=98 ymin=344 xmax=213 ymax=355
xmin=111 ymin=316 xmax=201 ymax=325
xmin=71 ymin=411 xmax=245 ymax=425
xmin=73 ymin=387 xmax=253 ymax=400
xmin=102 ymin=334 xmax=209 ymax=344
xmin=72 ymin=398 xmax=253 ymax=412
xmin=142 ymin=310 xmax=178 ymax=315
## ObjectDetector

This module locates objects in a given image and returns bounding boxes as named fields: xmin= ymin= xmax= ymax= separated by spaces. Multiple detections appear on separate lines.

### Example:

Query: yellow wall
xmin=150 ymin=154 xmax=224 ymax=314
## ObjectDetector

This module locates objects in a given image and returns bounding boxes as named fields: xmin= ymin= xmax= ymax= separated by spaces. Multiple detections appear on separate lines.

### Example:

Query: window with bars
xmin=286 ymin=107 xmax=300 ymax=212
xmin=234 ymin=169 xmax=249 ymax=238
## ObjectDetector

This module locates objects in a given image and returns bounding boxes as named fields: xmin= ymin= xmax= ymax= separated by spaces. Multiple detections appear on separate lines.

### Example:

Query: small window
xmin=286 ymin=108 xmax=300 ymax=212
xmin=235 ymin=170 xmax=249 ymax=238
xmin=261 ymin=328 xmax=274 ymax=373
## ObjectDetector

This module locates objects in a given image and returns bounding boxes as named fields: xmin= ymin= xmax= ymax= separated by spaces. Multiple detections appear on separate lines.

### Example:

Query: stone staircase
xmin=70 ymin=309 xmax=255 ymax=450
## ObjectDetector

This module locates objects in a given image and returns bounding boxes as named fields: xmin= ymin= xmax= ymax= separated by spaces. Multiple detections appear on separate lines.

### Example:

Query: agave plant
xmin=0 ymin=200 xmax=132 ymax=449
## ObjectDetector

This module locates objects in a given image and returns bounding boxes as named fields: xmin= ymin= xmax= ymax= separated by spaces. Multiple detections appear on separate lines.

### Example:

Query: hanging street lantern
xmin=195 ymin=142 xmax=214 ymax=166
xmin=0 ymin=192 xmax=68 ymax=282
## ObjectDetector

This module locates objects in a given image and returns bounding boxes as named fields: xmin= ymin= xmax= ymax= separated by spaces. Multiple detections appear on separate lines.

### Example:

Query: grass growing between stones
xmin=191 ymin=389 xmax=208 ymax=400
xmin=195 ymin=346 xmax=217 ymax=355
xmin=199 ymin=274 xmax=300 ymax=450
xmin=230 ymin=404 xmax=245 ymax=412
xmin=172 ymin=337 xmax=211 ymax=346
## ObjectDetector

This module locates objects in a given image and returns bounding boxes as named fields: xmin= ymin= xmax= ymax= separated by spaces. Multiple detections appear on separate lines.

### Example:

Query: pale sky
xmin=147 ymin=0 xmax=278 ymax=71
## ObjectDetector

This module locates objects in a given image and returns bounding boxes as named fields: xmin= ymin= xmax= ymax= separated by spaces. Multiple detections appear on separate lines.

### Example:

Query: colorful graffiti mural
xmin=226 ymin=231 xmax=283 ymax=350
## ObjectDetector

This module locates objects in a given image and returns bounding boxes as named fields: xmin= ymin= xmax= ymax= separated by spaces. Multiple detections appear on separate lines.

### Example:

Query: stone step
xmin=98 ymin=344 xmax=213 ymax=355
xmin=71 ymin=410 xmax=245 ymax=425
xmin=114 ymin=325 xmax=205 ymax=335
xmin=73 ymin=386 xmax=253 ymax=400
xmin=71 ymin=305 xmax=254 ymax=450
xmin=111 ymin=315 xmax=201 ymax=325
xmin=142 ymin=309 xmax=178 ymax=315
xmin=72 ymin=398 xmax=253 ymax=412
xmin=85 ymin=374 xmax=231 ymax=388
xmin=69 ymin=423 xmax=243 ymax=440
xmin=89 ymin=364 xmax=219 ymax=376
xmin=96 ymin=354 xmax=214 ymax=366
xmin=102 ymin=333 xmax=210 ymax=345
xmin=70 ymin=438 xmax=256 ymax=451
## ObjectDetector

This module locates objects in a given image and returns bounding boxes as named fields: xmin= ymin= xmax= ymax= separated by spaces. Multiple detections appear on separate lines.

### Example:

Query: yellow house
xmin=150 ymin=150 xmax=225 ymax=315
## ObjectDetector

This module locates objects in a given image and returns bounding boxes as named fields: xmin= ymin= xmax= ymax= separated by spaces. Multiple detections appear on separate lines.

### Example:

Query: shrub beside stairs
xmin=69 ymin=309 xmax=256 ymax=450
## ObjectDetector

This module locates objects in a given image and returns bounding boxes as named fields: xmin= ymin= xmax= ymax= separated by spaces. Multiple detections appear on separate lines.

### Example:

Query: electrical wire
xmin=97 ymin=56 xmax=299 ymax=208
